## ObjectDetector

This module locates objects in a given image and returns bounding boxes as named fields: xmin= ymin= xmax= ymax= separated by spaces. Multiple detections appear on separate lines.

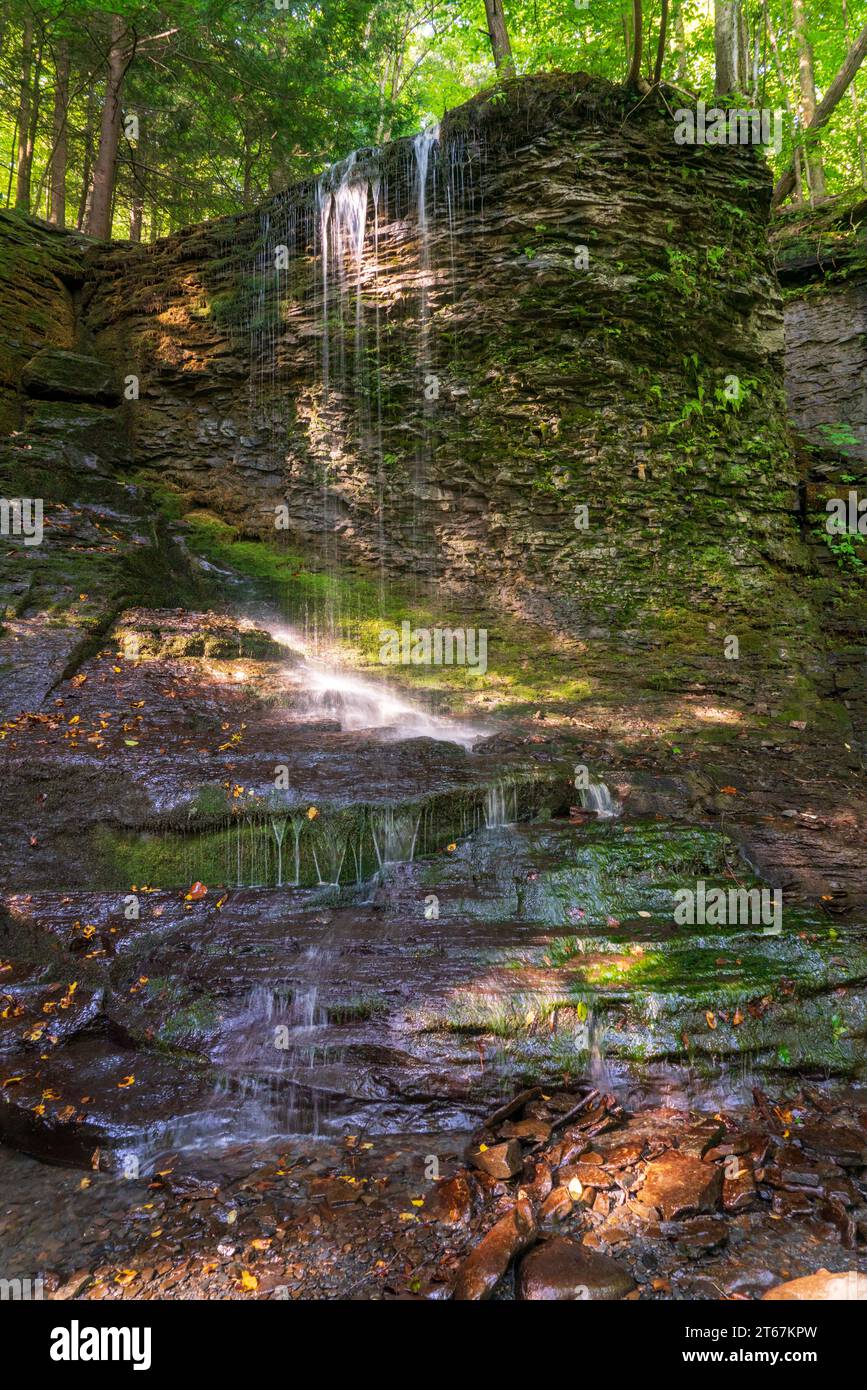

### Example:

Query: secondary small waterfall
xmin=484 ymin=779 xmax=518 ymax=828
xmin=580 ymin=782 xmax=621 ymax=819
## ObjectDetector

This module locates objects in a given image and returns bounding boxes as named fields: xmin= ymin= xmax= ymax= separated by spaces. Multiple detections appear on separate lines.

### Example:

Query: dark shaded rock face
xmin=80 ymin=74 xmax=805 ymax=648
xmin=774 ymin=196 xmax=867 ymax=462
xmin=771 ymin=197 xmax=867 ymax=757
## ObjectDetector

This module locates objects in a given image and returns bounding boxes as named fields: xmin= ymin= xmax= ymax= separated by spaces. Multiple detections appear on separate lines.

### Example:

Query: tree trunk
xmin=843 ymin=0 xmax=867 ymax=187
xmin=15 ymin=16 xmax=34 ymax=210
xmin=766 ymin=6 xmax=803 ymax=203
xmin=483 ymin=0 xmax=514 ymax=75
xmin=714 ymin=0 xmax=748 ymax=97
xmin=87 ymin=14 xmax=130 ymax=240
xmin=673 ymin=2 xmax=687 ymax=82
xmin=5 ymin=117 xmax=19 ymax=207
xmin=129 ymin=125 xmax=147 ymax=241
xmin=77 ymin=89 xmax=97 ymax=229
xmin=627 ymin=0 xmax=643 ymax=84
xmin=49 ymin=39 xmax=69 ymax=226
xmin=654 ymin=0 xmax=669 ymax=83
xmin=773 ymin=21 xmax=867 ymax=205
xmin=792 ymin=0 xmax=826 ymax=199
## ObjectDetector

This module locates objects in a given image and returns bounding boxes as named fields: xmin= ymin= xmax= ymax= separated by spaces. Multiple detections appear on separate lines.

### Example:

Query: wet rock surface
xmin=0 ymin=1079 xmax=864 ymax=1301
xmin=517 ymin=1236 xmax=636 ymax=1300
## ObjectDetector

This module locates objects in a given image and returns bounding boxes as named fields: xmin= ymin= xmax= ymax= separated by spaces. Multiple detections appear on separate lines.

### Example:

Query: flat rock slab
xmin=517 ymin=1235 xmax=636 ymax=1301
xmin=762 ymin=1269 xmax=867 ymax=1300
xmin=639 ymin=1150 xmax=723 ymax=1220
xmin=22 ymin=348 xmax=119 ymax=404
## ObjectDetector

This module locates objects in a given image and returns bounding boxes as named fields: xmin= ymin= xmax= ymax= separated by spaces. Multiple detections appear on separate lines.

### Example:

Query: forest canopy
xmin=1 ymin=0 xmax=866 ymax=240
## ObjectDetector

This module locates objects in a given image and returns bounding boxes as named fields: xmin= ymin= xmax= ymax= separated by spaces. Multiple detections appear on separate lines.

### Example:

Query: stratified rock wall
xmin=773 ymin=195 xmax=867 ymax=462
xmin=83 ymin=75 xmax=808 ymax=649
xmin=0 ymin=211 xmax=84 ymax=433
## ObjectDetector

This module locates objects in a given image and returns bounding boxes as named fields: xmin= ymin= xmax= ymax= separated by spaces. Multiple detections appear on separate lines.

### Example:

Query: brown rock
xmin=665 ymin=1215 xmax=729 ymax=1258
xmin=797 ymin=1124 xmax=867 ymax=1168
xmin=517 ymin=1236 xmax=636 ymax=1301
xmin=452 ymin=1198 xmax=538 ymax=1301
xmin=523 ymin=1160 xmax=553 ymax=1203
xmin=470 ymin=1140 xmax=523 ymax=1181
xmin=501 ymin=1118 xmax=552 ymax=1143
xmin=559 ymin=1162 xmax=615 ymax=1189
xmin=539 ymin=1187 xmax=574 ymax=1225
xmin=723 ymin=1160 xmax=757 ymax=1212
xmin=640 ymin=1151 xmax=723 ymax=1220
xmin=425 ymin=1173 xmax=477 ymax=1226
xmin=762 ymin=1269 xmax=867 ymax=1300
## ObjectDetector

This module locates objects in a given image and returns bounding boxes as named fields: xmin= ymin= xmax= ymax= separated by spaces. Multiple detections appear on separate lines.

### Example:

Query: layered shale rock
xmin=81 ymin=75 xmax=809 ymax=659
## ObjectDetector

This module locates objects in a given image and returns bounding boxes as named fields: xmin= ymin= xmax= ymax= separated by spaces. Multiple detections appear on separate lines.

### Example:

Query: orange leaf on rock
xmin=184 ymin=881 xmax=208 ymax=901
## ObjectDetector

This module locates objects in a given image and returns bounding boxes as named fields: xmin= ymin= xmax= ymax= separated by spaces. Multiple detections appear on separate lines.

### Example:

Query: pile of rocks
xmin=436 ymin=1082 xmax=867 ymax=1300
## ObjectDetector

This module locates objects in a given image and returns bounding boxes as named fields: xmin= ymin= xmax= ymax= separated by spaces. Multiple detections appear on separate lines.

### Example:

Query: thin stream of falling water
xmin=238 ymin=127 xmax=483 ymax=641
xmin=580 ymin=782 xmax=622 ymax=818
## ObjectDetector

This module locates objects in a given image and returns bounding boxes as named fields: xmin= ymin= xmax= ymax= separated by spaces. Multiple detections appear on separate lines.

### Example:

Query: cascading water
xmin=484 ymin=779 xmax=518 ymax=828
xmin=580 ymin=782 xmax=622 ymax=819
xmin=236 ymin=122 xmax=482 ymax=640
xmin=262 ymin=616 xmax=483 ymax=747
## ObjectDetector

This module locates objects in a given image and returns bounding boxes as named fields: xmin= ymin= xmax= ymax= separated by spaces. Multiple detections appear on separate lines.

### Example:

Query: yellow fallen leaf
xmin=240 ymin=1270 xmax=258 ymax=1291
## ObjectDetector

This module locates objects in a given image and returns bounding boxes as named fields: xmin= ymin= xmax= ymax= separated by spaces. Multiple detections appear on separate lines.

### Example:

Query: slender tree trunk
xmin=766 ymin=7 xmax=803 ymax=203
xmin=87 ymin=14 xmax=130 ymax=240
xmin=129 ymin=125 xmax=147 ymax=241
xmin=715 ymin=0 xmax=748 ymax=97
xmin=654 ymin=0 xmax=668 ymax=83
xmin=483 ymin=0 xmax=514 ymax=75
xmin=26 ymin=40 xmax=45 ymax=216
xmin=842 ymin=0 xmax=867 ymax=187
xmin=773 ymin=20 xmax=867 ymax=205
xmin=792 ymin=0 xmax=826 ymax=199
xmin=673 ymin=2 xmax=687 ymax=82
xmin=77 ymin=89 xmax=98 ymax=229
xmin=627 ymin=0 xmax=643 ymax=84
xmin=49 ymin=39 xmax=69 ymax=226
xmin=5 ymin=117 xmax=19 ymax=207
xmin=15 ymin=16 xmax=34 ymax=210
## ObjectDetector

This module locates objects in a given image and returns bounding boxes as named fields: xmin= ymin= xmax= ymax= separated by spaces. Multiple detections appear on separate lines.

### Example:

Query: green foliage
xmin=2 ymin=0 xmax=867 ymax=238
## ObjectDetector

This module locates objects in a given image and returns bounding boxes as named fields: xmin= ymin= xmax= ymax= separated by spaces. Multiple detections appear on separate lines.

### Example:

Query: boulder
xmin=517 ymin=1236 xmax=636 ymax=1301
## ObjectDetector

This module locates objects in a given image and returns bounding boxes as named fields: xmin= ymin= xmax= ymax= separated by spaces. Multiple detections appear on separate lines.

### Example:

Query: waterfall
xmin=412 ymin=127 xmax=439 ymax=373
xmin=484 ymin=779 xmax=518 ymax=828
xmin=236 ymin=123 xmax=481 ymax=636
xmin=580 ymin=782 xmax=621 ymax=819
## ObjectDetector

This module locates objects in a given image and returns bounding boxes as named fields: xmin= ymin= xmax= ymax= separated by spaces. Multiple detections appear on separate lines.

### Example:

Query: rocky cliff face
xmin=1 ymin=74 xmax=863 ymax=744
xmin=774 ymin=195 xmax=867 ymax=462
xmin=81 ymin=75 xmax=807 ymax=654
